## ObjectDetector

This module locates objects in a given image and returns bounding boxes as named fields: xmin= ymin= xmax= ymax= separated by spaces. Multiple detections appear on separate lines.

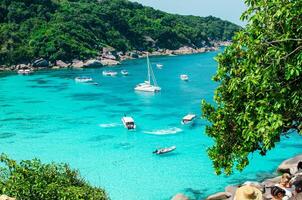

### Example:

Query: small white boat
xmin=121 ymin=116 xmax=136 ymax=130
xmin=156 ymin=64 xmax=163 ymax=69
xmin=181 ymin=114 xmax=196 ymax=125
xmin=121 ymin=70 xmax=129 ymax=76
xmin=135 ymin=53 xmax=161 ymax=92
xmin=180 ymin=74 xmax=189 ymax=81
xmin=18 ymin=69 xmax=33 ymax=75
xmin=153 ymin=146 xmax=176 ymax=155
xmin=102 ymin=70 xmax=118 ymax=76
xmin=74 ymin=77 xmax=93 ymax=83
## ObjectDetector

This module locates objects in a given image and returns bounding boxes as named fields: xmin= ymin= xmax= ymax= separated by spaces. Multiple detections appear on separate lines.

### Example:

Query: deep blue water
xmin=0 ymin=50 xmax=301 ymax=200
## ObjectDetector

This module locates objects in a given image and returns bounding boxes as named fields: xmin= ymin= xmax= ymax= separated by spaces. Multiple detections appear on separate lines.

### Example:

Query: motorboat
xmin=74 ymin=77 xmax=93 ymax=83
xmin=102 ymin=70 xmax=118 ymax=76
xmin=121 ymin=116 xmax=136 ymax=130
xmin=121 ymin=70 xmax=129 ymax=76
xmin=181 ymin=114 xmax=196 ymax=125
xmin=180 ymin=74 xmax=189 ymax=81
xmin=156 ymin=64 xmax=163 ymax=69
xmin=135 ymin=53 xmax=161 ymax=92
xmin=17 ymin=69 xmax=33 ymax=75
xmin=153 ymin=146 xmax=176 ymax=155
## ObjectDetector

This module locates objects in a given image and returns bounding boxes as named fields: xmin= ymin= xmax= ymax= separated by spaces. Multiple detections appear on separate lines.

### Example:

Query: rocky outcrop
xmin=0 ymin=195 xmax=15 ymax=200
xmin=72 ymin=60 xmax=84 ymax=68
xmin=206 ymin=192 xmax=232 ymax=200
xmin=171 ymin=193 xmax=189 ymax=200
xmin=277 ymin=154 xmax=302 ymax=174
xmin=83 ymin=59 xmax=103 ymax=68
xmin=32 ymin=58 xmax=49 ymax=68
xmin=100 ymin=59 xmax=120 ymax=66
xmin=56 ymin=60 xmax=70 ymax=68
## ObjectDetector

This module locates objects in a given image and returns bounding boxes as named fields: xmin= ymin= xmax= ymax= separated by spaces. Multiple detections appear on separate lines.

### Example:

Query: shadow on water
xmin=153 ymin=152 xmax=180 ymax=157
xmin=89 ymin=135 xmax=115 ymax=142
xmin=114 ymin=142 xmax=134 ymax=150
xmin=0 ymin=132 xmax=16 ymax=139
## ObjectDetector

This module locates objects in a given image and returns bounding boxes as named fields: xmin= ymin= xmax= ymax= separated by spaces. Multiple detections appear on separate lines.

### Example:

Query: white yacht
xmin=135 ymin=54 xmax=161 ymax=92
xmin=18 ymin=69 xmax=33 ymax=75
xmin=74 ymin=77 xmax=93 ymax=83
xmin=121 ymin=116 xmax=136 ymax=130
xmin=102 ymin=70 xmax=118 ymax=76
xmin=181 ymin=114 xmax=196 ymax=125
xmin=180 ymin=74 xmax=189 ymax=81
xmin=156 ymin=64 xmax=163 ymax=69
xmin=121 ymin=70 xmax=129 ymax=76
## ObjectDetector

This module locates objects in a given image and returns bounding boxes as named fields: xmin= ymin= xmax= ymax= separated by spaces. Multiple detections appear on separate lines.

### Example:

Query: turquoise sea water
xmin=0 ymin=50 xmax=301 ymax=200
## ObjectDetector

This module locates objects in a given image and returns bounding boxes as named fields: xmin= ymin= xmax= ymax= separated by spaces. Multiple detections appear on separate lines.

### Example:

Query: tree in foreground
xmin=0 ymin=154 xmax=108 ymax=200
xmin=202 ymin=0 xmax=302 ymax=175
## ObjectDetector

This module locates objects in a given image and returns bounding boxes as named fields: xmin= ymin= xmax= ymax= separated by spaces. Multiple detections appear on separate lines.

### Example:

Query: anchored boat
xmin=102 ymin=70 xmax=118 ymax=76
xmin=181 ymin=114 xmax=196 ymax=125
xmin=121 ymin=116 xmax=136 ymax=130
xmin=135 ymin=53 xmax=161 ymax=92
xmin=153 ymin=146 xmax=176 ymax=155
xmin=74 ymin=77 xmax=93 ymax=83
xmin=180 ymin=74 xmax=189 ymax=81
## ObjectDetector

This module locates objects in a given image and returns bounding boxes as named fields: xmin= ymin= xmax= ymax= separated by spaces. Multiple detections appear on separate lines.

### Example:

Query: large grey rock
xmin=84 ymin=59 xmax=103 ymax=68
xmin=225 ymin=185 xmax=238 ymax=200
xmin=206 ymin=191 xmax=232 ymax=200
xmin=262 ymin=176 xmax=281 ymax=187
xmin=32 ymin=58 xmax=49 ymax=68
xmin=277 ymin=154 xmax=302 ymax=174
xmin=171 ymin=193 xmax=189 ymax=200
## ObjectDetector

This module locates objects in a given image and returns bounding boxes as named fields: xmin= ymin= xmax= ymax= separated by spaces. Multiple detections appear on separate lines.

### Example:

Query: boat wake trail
xmin=143 ymin=127 xmax=182 ymax=135
xmin=99 ymin=123 xmax=121 ymax=128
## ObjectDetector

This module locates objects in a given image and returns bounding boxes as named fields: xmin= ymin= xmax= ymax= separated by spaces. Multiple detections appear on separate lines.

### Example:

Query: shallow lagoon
xmin=0 ymin=50 xmax=301 ymax=200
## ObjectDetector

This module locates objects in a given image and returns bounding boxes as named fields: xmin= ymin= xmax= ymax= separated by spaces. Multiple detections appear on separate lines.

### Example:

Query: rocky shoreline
xmin=0 ymin=42 xmax=230 ymax=73
xmin=171 ymin=154 xmax=302 ymax=200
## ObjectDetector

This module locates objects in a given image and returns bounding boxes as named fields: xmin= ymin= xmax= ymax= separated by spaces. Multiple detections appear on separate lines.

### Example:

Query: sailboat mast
xmin=147 ymin=53 xmax=151 ymax=84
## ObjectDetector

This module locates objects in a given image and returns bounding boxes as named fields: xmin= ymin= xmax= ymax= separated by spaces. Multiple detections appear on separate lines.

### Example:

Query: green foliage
xmin=0 ymin=0 xmax=240 ymax=65
xmin=202 ymin=0 xmax=302 ymax=175
xmin=0 ymin=154 xmax=108 ymax=200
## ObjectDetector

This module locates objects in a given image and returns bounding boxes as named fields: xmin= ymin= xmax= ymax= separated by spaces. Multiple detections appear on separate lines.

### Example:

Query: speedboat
xmin=18 ymin=69 xmax=33 ymax=75
xmin=74 ymin=77 xmax=93 ymax=83
xmin=156 ymin=64 xmax=163 ymax=69
xmin=153 ymin=146 xmax=176 ymax=155
xmin=135 ymin=53 xmax=161 ymax=92
xmin=181 ymin=114 xmax=196 ymax=125
xmin=121 ymin=70 xmax=129 ymax=76
xmin=121 ymin=116 xmax=136 ymax=130
xmin=102 ymin=70 xmax=118 ymax=76
xmin=180 ymin=74 xmax=189 ymax=81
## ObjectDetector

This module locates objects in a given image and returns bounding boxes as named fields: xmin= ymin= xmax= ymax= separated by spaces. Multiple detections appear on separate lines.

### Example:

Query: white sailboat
xmin=135 ymin=53 xmax=161 ymax=92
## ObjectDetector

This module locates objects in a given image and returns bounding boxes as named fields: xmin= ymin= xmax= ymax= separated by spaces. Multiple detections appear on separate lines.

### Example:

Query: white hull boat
xmin=103 ymin=71 xmax=118 ymax=76
xmin=156 ymin=64 xmax=163 ymax=69
xmin=121 ymin=116 xmax=136 ymax=130
xmin=75 ymin=77 xmax=93 ymax=83
xmin=180 ymin=74 xmax=189 ymax=81
xmin=121 ymin=70 xmax=129 ymax=76
xmin=18 ymin=69 xmax=33 ymax=75
xmin=153 ymin=146 xmax=176 ymax=155
xmin=181 ymin=114 xmax=196 ymax=125
xmin=135 ymin=53 xmax=161 ymax=92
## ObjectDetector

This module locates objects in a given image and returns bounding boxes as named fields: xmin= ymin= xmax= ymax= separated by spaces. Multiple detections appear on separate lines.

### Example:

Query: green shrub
xmin=0 ymin=154 xmax=108 ymax=200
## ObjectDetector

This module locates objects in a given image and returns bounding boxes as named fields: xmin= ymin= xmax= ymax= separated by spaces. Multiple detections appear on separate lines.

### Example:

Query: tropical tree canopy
xmin=202 ymin=0 xmax=302 ymax=175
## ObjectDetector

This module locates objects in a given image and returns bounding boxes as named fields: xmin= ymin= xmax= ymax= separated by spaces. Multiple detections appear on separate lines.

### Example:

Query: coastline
xmin=0 ymin=41 xmax=231 ymax=73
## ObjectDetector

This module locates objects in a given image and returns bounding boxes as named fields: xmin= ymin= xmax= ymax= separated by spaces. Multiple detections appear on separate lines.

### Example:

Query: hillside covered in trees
xmin=0 ymin=0 xmax=240 ymax=65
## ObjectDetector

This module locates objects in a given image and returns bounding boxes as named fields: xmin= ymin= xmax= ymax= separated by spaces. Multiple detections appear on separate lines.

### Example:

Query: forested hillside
xmin=0 ymin=0 xmax=240 ymax=65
